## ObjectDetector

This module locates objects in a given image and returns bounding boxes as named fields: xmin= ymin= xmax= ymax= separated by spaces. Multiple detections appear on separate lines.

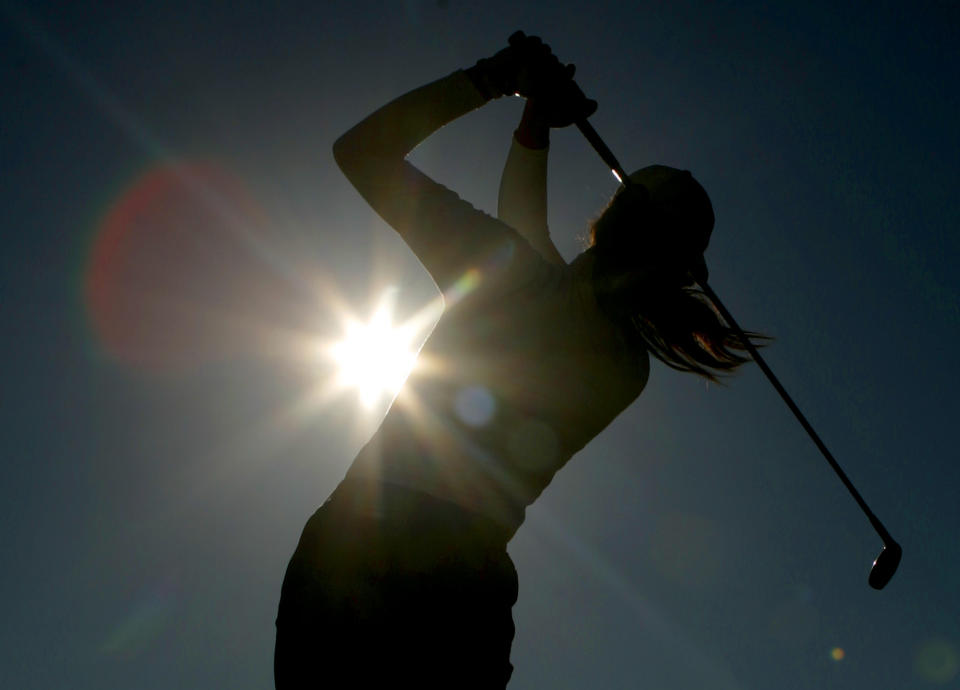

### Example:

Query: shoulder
xmin=570 ymin=253 xmax=650 ymax=387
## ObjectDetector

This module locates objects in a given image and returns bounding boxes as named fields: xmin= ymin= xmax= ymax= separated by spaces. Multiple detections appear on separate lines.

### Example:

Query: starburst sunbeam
xmin=326 ymin=287 xmax=436 ymax=410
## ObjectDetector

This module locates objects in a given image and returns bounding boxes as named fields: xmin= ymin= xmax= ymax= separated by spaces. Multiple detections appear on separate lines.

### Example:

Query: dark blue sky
xmin=2 ymin=1 xmax=958 ymax=688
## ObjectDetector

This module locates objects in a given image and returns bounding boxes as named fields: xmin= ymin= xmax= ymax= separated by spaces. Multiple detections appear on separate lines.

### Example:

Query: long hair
xmin=626 ymin=282 xmax=764 ymax=382
xmin=587 ymin=171 xmax=766 ymax=382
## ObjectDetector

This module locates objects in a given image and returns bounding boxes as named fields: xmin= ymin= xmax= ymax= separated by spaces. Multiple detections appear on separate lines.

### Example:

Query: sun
xmin=327 ymin=288 xmax=421 ymax=409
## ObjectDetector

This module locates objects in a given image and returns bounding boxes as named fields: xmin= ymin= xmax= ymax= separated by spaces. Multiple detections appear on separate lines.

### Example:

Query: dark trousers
xmin=275 ymin=479 xmax=519 ymax=689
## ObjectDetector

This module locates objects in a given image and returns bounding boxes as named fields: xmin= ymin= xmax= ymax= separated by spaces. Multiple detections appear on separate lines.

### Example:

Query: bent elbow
xmin=333 ymin=129 xmax=385 ymax=186
xmin=333 ymin=129 xmax=401 ymax=195
xmin=332 ymin=133 xmax=356 ymax=175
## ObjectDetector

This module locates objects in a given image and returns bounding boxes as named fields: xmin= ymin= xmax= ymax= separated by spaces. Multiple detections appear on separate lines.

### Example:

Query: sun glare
xmin=328 ymin=289 xmax=420 ymax=409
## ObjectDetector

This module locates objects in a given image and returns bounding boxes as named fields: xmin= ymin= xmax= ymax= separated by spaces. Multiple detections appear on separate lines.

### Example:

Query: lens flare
xmin=83 ymin=161 xmax=286 ymax=370
xmin=914 ymin=638 xmax=959 ymax=684
xmin=454 ymin=385 xmax=496 ymax=427
xmin=101 ymin=579 xmax=177 ymax=656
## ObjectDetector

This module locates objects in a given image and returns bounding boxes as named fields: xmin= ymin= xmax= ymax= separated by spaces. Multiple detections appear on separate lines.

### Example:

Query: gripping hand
xmin=467 ymin=31 xmax=598 ymax=125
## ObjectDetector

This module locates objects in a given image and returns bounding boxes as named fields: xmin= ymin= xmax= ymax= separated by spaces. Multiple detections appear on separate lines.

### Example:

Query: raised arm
xmin=333 ymin=33 xmax=595 ymax=289
xmin=332 ymin=69 xmax=502 ymax=289
xmin=497 ymin=100 xmax=566 ymax=265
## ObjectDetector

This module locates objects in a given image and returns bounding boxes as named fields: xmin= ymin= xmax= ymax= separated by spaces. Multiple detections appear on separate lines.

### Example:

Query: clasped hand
xmin=472 ymin=31 xmax=598 ymax=128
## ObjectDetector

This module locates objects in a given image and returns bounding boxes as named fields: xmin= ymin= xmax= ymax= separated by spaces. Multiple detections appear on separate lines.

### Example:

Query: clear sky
xmin=2 ymin=1 xmax=958 ymax=688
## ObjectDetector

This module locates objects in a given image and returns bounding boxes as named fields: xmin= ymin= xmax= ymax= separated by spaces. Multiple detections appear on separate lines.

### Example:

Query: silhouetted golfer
xmin=275 ymin=33 xmax=755 ymax=689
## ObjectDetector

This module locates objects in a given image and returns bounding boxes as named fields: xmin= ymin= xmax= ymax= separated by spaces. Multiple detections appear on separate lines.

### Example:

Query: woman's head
xmin=590 ymin=165 xmax=714 ymax=286
xmin=588 ymin=165 xmax=762 ymax=380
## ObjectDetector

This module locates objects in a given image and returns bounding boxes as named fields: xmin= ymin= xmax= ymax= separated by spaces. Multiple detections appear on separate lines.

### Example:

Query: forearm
xmin=498 ymin=139 xmax=548 ymax=233
xmin=333 ymin=70 xmax=488 ymax=183
xmin=331 ymin=68 xmax=532 ymax=290
xmin=498 ymin=101 xmax=565 ymax=265
xmin=513 ymin=99 xmax=550 ymax=150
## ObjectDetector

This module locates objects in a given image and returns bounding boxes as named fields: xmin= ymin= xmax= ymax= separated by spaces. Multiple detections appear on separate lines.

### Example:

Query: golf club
xmin=574 ymin=118 xmax=903 ymax=590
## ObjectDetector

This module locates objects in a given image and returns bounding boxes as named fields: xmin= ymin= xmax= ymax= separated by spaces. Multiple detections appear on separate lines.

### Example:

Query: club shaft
xmin=576 ymin=116 xmax=897 ymax=548
xmin=576 ymin=120 xmax=631 ymax=185
xmin=697 ymin=280 xmax=895 ymax=546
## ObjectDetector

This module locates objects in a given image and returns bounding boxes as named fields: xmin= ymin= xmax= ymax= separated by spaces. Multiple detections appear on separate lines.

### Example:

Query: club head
xmin=868 ymin=541 xmax=902 ymax=590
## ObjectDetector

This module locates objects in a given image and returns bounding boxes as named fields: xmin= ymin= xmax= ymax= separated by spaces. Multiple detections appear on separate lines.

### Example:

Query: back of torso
xmin=347 ymin=254 xmax=648 ymax=532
